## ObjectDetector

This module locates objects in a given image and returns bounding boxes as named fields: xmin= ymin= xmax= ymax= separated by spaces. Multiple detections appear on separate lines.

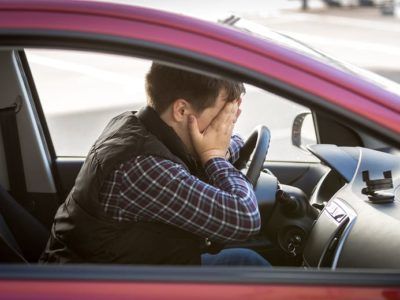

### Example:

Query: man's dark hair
xmin=145 ymin=63 xmax=245 ymax=113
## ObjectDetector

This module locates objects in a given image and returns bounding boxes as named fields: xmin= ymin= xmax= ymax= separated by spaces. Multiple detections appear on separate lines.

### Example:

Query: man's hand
xmin=233 ymin=98 xmax=242 ymax=124
xmin=189 ymin=101 xmax=239 ymax=165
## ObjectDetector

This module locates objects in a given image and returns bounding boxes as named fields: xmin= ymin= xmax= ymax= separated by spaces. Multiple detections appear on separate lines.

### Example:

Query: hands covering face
xmin=188 ymin=99 xmax=241 ymax=165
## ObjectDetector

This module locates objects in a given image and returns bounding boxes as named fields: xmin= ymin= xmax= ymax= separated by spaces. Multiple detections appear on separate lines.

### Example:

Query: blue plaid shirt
xmin=99 ymin=135 xmax=260 ymax=242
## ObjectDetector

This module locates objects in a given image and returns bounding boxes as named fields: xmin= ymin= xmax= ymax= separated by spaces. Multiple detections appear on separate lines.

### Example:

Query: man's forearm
xmin=204 ymin=157 xmax=260 ymax=240
xmin=110 ymin=155 xmax=261 ymax=243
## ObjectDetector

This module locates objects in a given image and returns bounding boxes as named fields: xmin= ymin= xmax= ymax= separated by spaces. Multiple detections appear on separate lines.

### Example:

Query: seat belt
xmin=0 ymin=100 xmax=30 ymax=209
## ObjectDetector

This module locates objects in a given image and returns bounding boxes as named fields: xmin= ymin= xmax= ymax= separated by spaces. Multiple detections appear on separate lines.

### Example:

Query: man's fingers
xmin=233 ymin=98 xmax=242 ymax=123
xmin=188 ymin=115 xmax=201 ymax=143
xmin=211 ymin=102 xmax=238 ymax=129
xmin=233 ymin=108 xmax=242 ymax=124
xmin=226 ymin=102 xmax=238 ymax=123
xmin=212 ymin=102 xmax=233 ymax=127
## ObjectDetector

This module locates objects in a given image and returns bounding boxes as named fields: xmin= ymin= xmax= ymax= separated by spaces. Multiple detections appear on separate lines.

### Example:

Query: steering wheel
xmin=234 ymin=125 xmax=271 ymax=186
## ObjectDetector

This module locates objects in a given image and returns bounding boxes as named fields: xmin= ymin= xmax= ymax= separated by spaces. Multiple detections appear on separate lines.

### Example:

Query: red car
xmin=0 ymin=1 xmax=399 ymax=299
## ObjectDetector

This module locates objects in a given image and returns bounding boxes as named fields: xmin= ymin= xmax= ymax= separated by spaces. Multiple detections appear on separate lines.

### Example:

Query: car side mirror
xmin=292 ymin=112 xmax=317 ymax=150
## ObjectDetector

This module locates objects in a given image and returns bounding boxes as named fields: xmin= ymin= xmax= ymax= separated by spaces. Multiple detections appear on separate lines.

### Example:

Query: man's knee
xmin=201 ymin=248 xmax=271 ymax=266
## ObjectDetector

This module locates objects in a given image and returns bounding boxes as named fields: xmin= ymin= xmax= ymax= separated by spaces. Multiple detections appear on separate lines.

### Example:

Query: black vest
xmin=41 ymin=107 xmax=203 ymax=265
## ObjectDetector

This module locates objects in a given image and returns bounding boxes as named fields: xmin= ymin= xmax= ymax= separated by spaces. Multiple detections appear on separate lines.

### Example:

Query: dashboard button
xmin=334 ymin=213 xmax=346 ymax=222
xmin=333 ymin=206 xmax=346 ymax=222
xmin=326 ymin=203 xmax=337 ymax=215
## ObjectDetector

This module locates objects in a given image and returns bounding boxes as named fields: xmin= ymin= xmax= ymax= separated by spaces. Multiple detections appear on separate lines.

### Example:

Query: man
xmin=40 ymin=62 xmax=268 ymax=266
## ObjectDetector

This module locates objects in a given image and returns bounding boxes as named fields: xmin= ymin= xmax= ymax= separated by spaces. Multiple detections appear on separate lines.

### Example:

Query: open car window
xmin=25 ymin=49 xmax=318 ymax=162
xmin=2 ymin=47 xmax=396 ymax=272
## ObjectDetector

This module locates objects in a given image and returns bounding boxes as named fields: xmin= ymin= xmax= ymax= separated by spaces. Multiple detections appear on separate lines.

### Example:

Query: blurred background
xmin=104 ymin=0 xmax=400 ymax=82
xmin=26 ymin=0 xmax=400 ymax=160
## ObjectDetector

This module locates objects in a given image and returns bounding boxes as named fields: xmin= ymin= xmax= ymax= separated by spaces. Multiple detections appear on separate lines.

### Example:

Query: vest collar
xmin=137 ymin=106 xmax=199 ymax=174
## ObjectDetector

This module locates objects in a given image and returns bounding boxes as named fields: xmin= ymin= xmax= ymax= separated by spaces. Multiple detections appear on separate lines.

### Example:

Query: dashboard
xmin=303 ymin=145 xmax=400 ymax=269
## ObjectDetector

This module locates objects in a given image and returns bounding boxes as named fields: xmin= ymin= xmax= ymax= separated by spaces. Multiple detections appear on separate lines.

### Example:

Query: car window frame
xmin=4 ymin=34 xmax=399 ymax=284
xmin=3 ymin=32 xmax=397 ymax=146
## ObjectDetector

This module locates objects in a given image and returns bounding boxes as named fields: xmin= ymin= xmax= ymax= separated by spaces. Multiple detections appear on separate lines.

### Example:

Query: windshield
xmin=226 ymin=17 xmax=400 ymax=98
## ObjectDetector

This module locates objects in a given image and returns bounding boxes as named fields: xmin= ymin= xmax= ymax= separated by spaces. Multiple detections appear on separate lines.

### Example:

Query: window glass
xmin=26 ymin=49 xmax=317 ymax=162
xmin=26 ymin=50 xmax=150 ymax=157
xmin=235 ymin=85 xmax=317 ymax=162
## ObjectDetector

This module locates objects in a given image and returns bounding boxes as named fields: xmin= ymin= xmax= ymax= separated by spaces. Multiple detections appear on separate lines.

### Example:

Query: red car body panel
xmin=0 ymin=1 xmax=399 ymax=299
xmin=0 ymin=0 xmax=399 ymax=135
xmin=0 ymin=280 xmax=399 ymax=300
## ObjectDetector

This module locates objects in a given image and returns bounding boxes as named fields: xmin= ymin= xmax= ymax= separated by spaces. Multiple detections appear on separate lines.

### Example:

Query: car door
xmin=17 ymin=48 xmax=329 ymax=267
xmin=0 ymin=1 xmax=400 ymax=298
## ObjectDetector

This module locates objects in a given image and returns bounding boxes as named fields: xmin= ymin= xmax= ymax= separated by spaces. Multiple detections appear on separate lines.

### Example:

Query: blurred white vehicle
xmin=380 ymin=0 xmax=400 ymax=15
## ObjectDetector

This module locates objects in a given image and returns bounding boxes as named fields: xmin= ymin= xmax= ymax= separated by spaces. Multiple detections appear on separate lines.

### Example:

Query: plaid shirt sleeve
xmin=228 ymin=134 xmax=244 ymax=163
xmin=100 ymin=152 xmax=260 ymax=243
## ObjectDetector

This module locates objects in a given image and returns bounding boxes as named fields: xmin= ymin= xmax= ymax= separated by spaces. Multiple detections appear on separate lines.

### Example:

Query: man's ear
xmin=171 ymin=99 xmax=190 ymax=122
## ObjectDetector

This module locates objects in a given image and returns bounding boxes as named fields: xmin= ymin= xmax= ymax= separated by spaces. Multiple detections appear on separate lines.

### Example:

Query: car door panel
xmin=0 ymin=265 xmax=399 ymax=300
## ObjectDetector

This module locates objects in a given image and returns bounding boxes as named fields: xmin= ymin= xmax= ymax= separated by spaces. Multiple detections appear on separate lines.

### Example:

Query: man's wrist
xmin=201 ymin=154 xmax=225 ymax=166
xmin=200 ymin=150 xmax=227 ymax=166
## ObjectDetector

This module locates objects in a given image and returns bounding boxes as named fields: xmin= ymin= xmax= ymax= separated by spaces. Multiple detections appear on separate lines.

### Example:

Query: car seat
xmin=0 ymin=184 xmax=49 ymax=263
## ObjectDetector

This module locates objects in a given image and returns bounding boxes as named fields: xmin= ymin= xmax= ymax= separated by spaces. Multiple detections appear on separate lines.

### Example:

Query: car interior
xmin=0 ymin=47 xmax=399 ymax=269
